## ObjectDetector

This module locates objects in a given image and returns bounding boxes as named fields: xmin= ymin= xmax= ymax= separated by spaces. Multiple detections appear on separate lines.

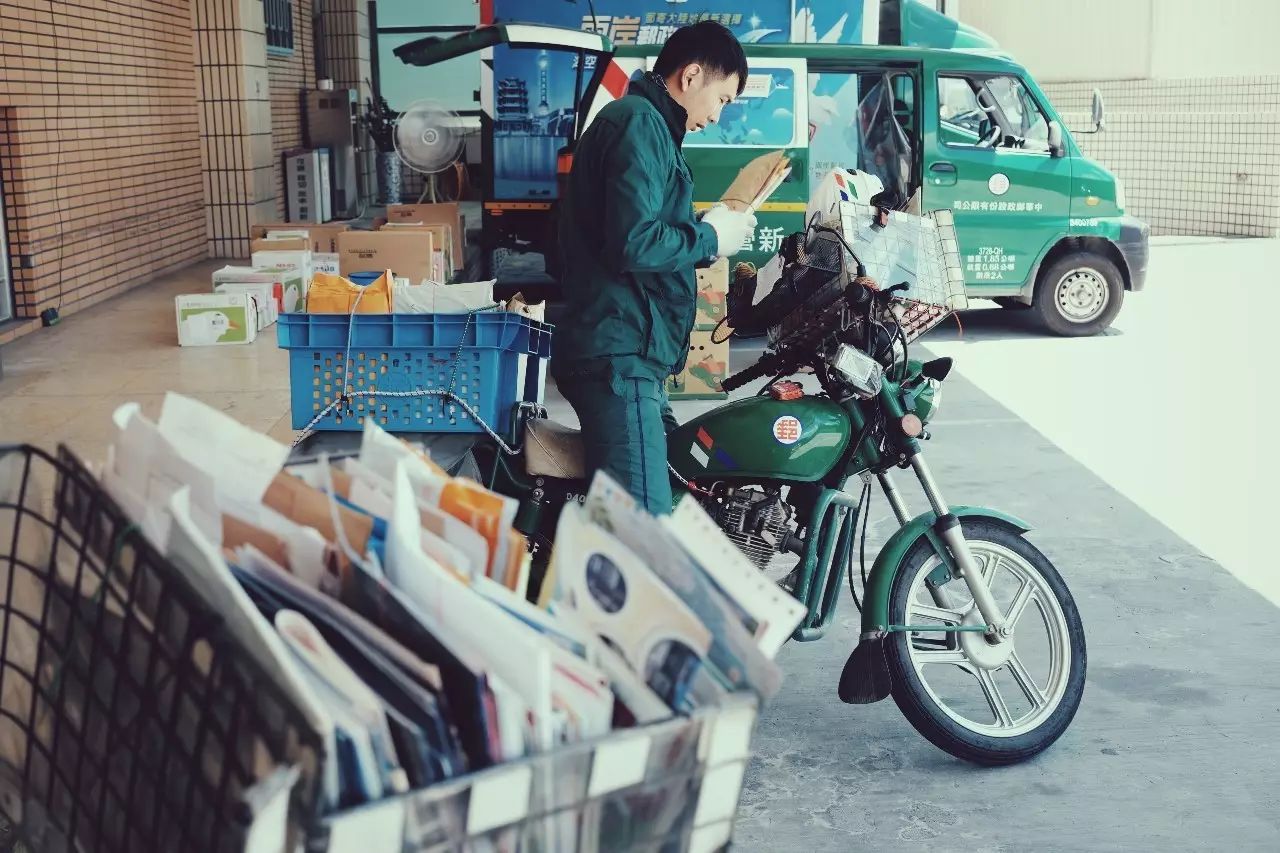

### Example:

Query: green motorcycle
xmin=480 ymin=216 xmax=1087 ymax=766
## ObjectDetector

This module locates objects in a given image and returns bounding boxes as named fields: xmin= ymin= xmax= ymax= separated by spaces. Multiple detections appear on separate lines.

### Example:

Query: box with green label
xmin=695 ymin=258 xmax=729 ymax=330
xmin=175 ymin=293 xmax=258 ymax=346
xmin=250 ymin=250 xmax=311 ymax=313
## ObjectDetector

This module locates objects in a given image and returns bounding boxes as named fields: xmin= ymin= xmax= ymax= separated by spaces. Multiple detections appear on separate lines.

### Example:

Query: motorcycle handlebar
xmin=717 ymin=276 xmax=912 ymax=394
xmin=720 ymin=351 xmax=783 ymax=393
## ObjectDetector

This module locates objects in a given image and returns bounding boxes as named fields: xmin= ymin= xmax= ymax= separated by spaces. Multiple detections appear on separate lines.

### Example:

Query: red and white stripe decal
xmin=601 ymin=59 xmax=630 ymax=101
xmin=583 ymin=58 xmax=642 ymax=131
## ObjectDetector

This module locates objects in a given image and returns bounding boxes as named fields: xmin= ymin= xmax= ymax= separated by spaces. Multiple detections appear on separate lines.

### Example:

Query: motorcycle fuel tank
xmin=668 ymin=395 xmax=852 ymax=484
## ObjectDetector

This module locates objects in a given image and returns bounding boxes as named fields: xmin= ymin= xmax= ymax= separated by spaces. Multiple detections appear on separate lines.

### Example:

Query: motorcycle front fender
xmin=860 ymin=506 xmax=1031 ymax=635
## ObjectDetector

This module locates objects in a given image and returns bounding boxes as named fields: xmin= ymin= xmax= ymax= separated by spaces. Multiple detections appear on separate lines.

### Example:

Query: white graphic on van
xmin=739 ymin=225 xmax=788 ymax=254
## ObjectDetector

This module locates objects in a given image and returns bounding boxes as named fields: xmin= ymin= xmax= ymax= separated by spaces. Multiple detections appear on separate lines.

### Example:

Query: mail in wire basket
xmin=0 ymin=444 xmax=321 ymax=853
xmin=0 ymin=444 xmax=763 ymax=852
xmin=315 ymin=696 xmax=757 ymax=852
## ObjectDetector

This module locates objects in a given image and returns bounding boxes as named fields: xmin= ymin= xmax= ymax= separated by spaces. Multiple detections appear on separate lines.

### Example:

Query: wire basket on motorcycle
xmin=725 ymin=199 xmax=966 ymax=353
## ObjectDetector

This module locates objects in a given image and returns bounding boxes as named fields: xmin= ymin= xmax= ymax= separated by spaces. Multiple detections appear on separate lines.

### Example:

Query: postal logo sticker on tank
xmin=772 ymin=415 xmax=803 ymax=446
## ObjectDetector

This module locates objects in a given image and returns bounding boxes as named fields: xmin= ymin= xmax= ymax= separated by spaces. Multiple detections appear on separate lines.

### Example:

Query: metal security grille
xmin=1042 ymin=76 xmax=1280 ymax=238
xmin=264 ymin=0 xmax=295 ymax=51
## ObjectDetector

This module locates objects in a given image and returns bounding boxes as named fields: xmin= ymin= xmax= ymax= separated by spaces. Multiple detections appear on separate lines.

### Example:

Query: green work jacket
xmin=553 ymin=73 xmax=719 ymax=381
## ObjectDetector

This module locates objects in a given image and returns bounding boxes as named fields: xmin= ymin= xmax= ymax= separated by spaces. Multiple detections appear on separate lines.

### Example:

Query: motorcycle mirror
xmin=921 ymin=357 xmax=953 ymax=382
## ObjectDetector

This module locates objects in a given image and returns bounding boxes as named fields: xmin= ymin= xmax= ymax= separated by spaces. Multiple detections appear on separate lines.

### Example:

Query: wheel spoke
xmin=908 ymin=601 xmax=966 ymax=625
xmin=1004 ymin=579 xmax=1036 ymax=630
xmin=1007 ymin=650 xmax=1049 ymax=710
xmin=911 ymin=647 xmax=975 ymax=672
xmin=982 ymin=552 xmax=1002 ymax=583
xmin=977 ymin=668 xmax=1015 ymax=727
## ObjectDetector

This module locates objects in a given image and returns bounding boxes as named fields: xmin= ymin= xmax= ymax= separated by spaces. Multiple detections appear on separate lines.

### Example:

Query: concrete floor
xmin=927 ymin=237 xmax=1280 ymax=608
xmin=735 ymin=360 xmax=1280 ymax=852
xmin=0 ymin=261 xmax=297 ymax=464
xmin=0 ymin=243 xmax=1277 ymax=850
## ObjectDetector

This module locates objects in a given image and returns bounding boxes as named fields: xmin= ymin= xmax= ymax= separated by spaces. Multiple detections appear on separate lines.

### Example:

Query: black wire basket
xmin=0 ymin=445 xmax=322 ymax=853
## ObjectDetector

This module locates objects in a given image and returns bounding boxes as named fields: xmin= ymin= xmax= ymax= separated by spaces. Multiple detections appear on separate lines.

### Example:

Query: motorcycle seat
xmin=524 ymin=418 xmax=587 ymax=480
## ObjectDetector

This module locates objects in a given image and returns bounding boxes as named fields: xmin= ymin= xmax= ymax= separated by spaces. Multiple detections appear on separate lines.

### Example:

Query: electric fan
xmin=394 ymin=99 xmax=468 ymax=203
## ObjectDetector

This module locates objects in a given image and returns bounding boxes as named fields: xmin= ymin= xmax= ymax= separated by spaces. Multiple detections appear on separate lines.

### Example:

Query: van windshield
xmin=939 ymin=73 xmax=1050 ymax=153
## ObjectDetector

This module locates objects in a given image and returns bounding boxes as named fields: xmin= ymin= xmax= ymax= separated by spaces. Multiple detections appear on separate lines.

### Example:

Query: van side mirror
xmin=1047 ymin=121 xmax=1066 ymax=158
xmin=1091 ymin=89 xmax=1106 ymax=132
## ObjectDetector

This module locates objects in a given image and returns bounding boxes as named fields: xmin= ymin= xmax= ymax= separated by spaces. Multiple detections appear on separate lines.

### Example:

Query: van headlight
xmin=1114 ymin=178 xmax=1126 ymax=212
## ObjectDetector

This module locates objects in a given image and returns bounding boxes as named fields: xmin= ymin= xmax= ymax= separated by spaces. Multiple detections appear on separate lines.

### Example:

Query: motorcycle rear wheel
xmin=884 ymin=519 xmax=1086 ymax=765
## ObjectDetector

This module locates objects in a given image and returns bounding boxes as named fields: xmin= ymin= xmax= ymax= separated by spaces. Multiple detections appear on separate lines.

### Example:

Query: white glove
xmin=701 ymin=204 xmax=757 ymax=257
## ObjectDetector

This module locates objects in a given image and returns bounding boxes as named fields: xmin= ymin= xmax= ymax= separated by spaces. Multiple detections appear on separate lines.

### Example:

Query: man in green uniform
xmin=554 ymin=21 xmax=756 ymax=515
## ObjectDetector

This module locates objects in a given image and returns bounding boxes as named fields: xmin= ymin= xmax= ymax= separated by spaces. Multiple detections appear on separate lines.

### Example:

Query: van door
xmin=807 ymin=62 xmax=923 ymax=208
xmin=395 ymin=25 xmax=617 ymax=276
xmin=925 ymin=69 xmax=1071 ymax=294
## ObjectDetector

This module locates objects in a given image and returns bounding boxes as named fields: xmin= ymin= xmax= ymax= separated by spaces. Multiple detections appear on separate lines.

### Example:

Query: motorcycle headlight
xmin=832 ymin=344 xmax=884 ymax=399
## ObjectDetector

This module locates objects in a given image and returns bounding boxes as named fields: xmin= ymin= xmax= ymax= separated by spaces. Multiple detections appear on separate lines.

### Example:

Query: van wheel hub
xmin=1055 ymin=268 xmax=1109 ymax=322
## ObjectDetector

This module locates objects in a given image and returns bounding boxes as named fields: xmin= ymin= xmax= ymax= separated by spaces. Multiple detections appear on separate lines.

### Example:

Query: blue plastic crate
xmin=277 ymin=312 xmax=553 ymax=434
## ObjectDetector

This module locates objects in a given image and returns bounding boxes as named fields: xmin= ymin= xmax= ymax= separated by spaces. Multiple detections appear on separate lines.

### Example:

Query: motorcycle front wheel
xmin=884 ymin=519 xmax=1086 ymax=766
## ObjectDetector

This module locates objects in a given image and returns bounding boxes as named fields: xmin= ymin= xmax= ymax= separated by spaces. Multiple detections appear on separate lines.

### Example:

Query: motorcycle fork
xmin=791 ymin=488 xmax=862 ymax=642
xmin=905 ymin=454 xmax=1008 ymax=640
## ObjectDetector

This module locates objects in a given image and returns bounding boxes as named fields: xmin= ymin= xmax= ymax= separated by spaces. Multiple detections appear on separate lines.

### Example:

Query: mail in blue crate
xmin=307 ymin=271 xmax=394 ymax=313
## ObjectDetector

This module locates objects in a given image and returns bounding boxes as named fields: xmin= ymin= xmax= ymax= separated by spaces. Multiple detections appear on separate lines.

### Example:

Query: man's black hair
xmin=653 ymin=21 xmax=749 ymax=96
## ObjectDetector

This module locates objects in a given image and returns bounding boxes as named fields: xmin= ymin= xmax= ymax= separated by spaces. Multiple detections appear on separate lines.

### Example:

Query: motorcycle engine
xmin=708 ymin=487 xmax=795 ymax=571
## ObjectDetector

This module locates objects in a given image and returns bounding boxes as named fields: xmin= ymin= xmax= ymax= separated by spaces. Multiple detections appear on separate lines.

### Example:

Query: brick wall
xmin=1042 ymin=77 xmax=1280 ymax=238
xmin=0 ymin=0 xmax=205 ymax=330
xmin=323 ymin=0 xmax=374 ymax=203
xmin=268 ymin=0 xmax=315 ymax=219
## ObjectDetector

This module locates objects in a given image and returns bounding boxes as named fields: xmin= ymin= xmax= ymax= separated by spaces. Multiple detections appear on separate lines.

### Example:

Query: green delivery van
xmin=397 ymin=24 xmax=1148 ymax=336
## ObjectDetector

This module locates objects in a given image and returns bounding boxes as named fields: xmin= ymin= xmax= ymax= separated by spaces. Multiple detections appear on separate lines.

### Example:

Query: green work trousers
xmin=558 ymin=370 xmax=680 ymax=516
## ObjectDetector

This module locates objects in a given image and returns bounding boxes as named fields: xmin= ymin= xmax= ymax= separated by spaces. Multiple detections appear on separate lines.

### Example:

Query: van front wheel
xmin=1033 ymin=252 xmax=1123 ymax=336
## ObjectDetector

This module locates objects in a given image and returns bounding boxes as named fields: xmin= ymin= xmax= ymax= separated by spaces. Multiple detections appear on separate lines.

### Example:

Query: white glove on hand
xmin=701 ymin=204 xmax=757 ymax=258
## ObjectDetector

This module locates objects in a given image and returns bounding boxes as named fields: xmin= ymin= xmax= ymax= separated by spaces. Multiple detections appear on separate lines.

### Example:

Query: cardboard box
xmin=386 ymin=203 xmax=464 ymax=263
xmin=214 ymin=281 xmax=279 ymax=329
xmin=251 ymin=237 xmax=310 ymax=253
xmin=250 ymin=251 xmax=312 ymax=313
xmin=667 ymin=329 xmax=729 ymax=400
xmin=338 ymin=230 xmax=433 ymax=284
xmin=697 ymin=257 xmax=729 ymax=292
xmin=213 ymin=266 xmax=298 ymax=315
xmin=175 ymin=293 xmax=258 ymax=346
xmin=249 ymin=222 xmax=351 ymax=253
xmin=312 ymin=253 xmax=340 ymax=275
xmin=380 ymin=223 xmax=452 ymax=281
xmin=696 ymin=289 xmax=728 ymax=330
xmin=695 ymin=258 xmax=729 ymax=329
